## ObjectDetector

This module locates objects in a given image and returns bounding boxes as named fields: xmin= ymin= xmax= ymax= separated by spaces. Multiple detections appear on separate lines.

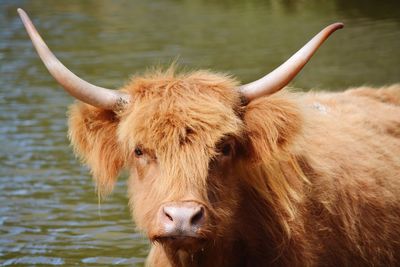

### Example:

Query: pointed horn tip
xmin=17 ymin=8 xmax=30 ymax=24
xmin=330 ymin=22 xmax=344 ymax=30
xmin=17 ymin=8 xmax=26 ymax=16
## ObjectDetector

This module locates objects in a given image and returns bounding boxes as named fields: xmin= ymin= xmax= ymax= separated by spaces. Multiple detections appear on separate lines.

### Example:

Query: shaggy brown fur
xmin=68 ymin=68 xmax=400 ymax=266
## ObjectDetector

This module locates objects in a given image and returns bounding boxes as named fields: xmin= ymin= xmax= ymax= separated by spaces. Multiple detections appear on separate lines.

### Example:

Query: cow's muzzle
xmin=153 ymin=201 xmax=209 ymax=250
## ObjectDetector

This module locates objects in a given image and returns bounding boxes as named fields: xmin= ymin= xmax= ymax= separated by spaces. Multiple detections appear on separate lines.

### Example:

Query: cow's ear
xmin=243 ymin=95 xmax=302 ymax=163
xmin=68 ymin=102 xmax=126 ymax=197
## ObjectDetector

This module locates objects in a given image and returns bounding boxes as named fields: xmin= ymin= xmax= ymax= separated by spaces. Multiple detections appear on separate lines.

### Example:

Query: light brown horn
xmin=17 ymin=8 xmax=130 ymax=111
xmin=239 ymin=22 xmax=344 ymax=102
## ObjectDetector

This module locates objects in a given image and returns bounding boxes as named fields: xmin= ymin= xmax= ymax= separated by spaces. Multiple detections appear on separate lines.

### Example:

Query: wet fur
xmin=68 ymin=68 xmax=400 ymax=266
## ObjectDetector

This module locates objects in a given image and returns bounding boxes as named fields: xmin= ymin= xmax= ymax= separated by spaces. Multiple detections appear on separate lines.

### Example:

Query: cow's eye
xmin=221 ymin=143 xmax=232 ymax=156
xmin=134 ymin=147 xmax=143 ymax=157
xmin=215 ymin=138 xmax=235 ymax=159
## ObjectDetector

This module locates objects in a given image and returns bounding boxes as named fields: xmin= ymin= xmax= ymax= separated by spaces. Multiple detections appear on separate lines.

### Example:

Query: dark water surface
xmin=1 ymin=0 xmax=399 ymax=266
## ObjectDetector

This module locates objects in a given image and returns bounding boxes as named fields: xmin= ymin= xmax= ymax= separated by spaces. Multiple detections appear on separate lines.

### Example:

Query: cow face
xmin=117 ymin=70 xmax=245 ymax=252
xmin=69 ymin=70 xmax=249 ymax=253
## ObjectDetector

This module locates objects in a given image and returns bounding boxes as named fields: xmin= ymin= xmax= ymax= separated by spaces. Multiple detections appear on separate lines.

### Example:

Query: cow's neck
xmin=234 ymin=157 xmax=312 ymax=265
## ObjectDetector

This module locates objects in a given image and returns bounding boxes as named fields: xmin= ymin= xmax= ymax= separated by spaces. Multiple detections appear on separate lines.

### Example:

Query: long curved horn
xmin=17 ymin=8 xmax=130 ymax=111
xmin=240 ymin=22 xmax=344 ymax=102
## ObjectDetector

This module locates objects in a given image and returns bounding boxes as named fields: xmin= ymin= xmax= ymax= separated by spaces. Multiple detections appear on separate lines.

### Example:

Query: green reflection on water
xmin=1 ymin=0 xmax=399 ymax=265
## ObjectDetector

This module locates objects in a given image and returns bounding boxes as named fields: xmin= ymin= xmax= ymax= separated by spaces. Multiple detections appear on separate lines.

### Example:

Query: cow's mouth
xmin=153 ymin=235 xmax=208 ymax=252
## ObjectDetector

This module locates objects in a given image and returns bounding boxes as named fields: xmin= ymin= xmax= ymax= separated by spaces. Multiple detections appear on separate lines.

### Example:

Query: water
xmin=1 ymin=0 xmax=399 ymax=265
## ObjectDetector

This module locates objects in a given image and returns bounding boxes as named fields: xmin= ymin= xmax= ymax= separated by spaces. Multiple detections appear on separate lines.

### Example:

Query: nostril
xmin=190 ymin=206 xmax=204 ymax=226
xmin=163 ymin=208 xmax=174 ymax=222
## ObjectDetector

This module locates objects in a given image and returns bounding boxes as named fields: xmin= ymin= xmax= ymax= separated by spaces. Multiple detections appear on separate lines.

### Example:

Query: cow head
xmin=118 ymin=70 xmax=245 ymax=249
xmin=18 ymin=8 xmax=342 ymax=263
xmin=69 ymin=69 xmax=248 ymax=256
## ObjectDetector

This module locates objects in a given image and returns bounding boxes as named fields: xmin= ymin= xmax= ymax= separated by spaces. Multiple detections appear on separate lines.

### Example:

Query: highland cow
xmin=19 ymin=8 xmax=400 ymax=267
